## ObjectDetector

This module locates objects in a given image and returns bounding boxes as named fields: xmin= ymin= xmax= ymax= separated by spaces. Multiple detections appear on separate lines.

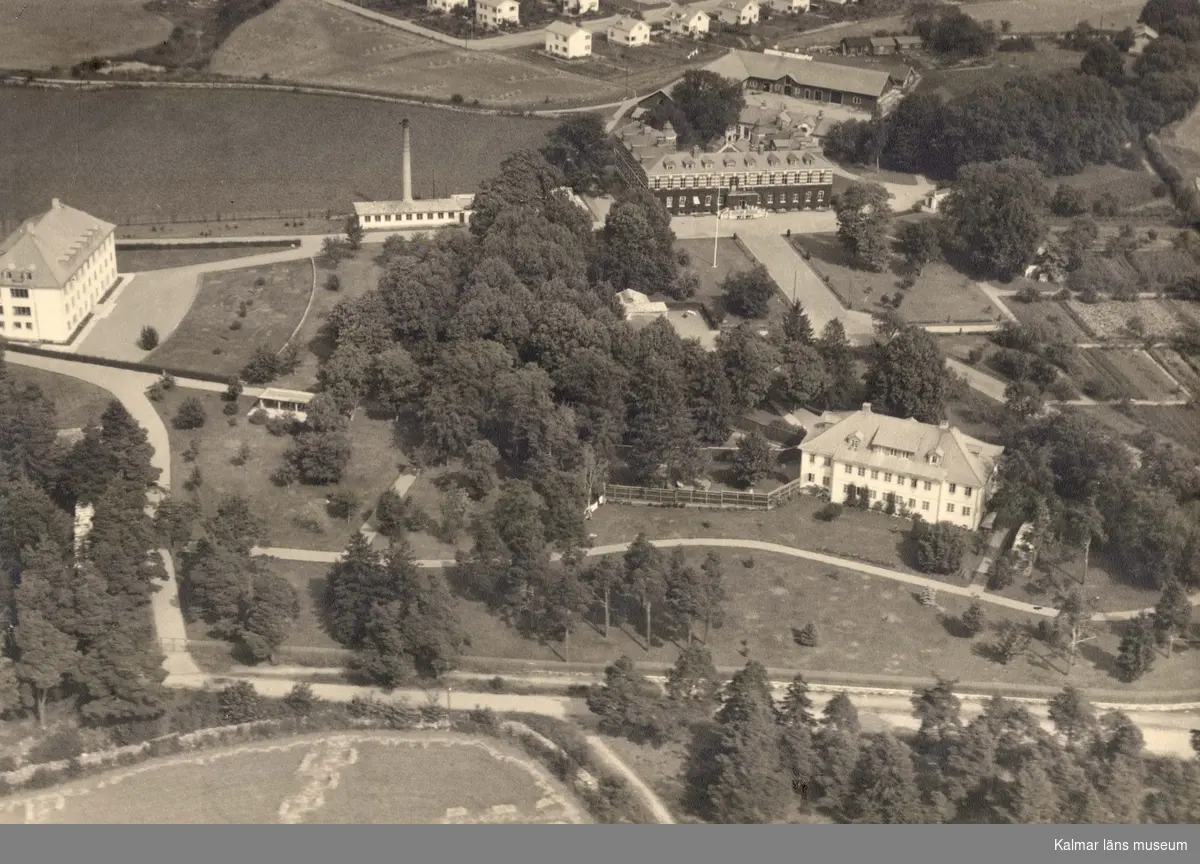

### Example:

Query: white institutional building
xmin=354 ymin=118 xmax=475 ymax=232
xmin=0 ymin=199 xmax=117 ymax=344
xmin=798 ymin=403 xmax=1003 ymax=531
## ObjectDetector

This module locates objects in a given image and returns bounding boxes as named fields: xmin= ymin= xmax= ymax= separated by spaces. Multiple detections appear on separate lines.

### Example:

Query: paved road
xmin=946 ymin=357 xmax=1008 ymax=402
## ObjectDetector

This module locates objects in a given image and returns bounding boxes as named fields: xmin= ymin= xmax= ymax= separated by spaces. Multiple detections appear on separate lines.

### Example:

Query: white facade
xmin=545 ymin=22 xmax=592 ymax=57
xmin=716 ymin=1 xmax=759 ymax=25
xmin=476 ymin=0 xmax=519 ymax=28
xmin=253 ymin=388 xmax=314 ymax=423
xmin=763 ymin=0 xmax=808 ymax=13
xmin=667 ymin=9 xmax=710 ymax=36
xmin=798 ymin=404 xmax=1003 ymax=531
xmin=427 ymin=0 xmax=467 ymax=11
xmin=607 ymin=17 xmax=652 ymax=46
xmin=354 ymin=195 xmax=475 ymax=231
xmin=0 ymin=199 xmax=117 ymax=345
xmin=561 ymin=0 xmax=599 ymax=14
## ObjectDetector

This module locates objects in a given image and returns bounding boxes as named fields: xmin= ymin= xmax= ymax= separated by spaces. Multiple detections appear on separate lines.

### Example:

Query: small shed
xmin=616 ymin=288 xmax=669 ymax=321
xmin=253 ymin=387 xmax=315 ymax=422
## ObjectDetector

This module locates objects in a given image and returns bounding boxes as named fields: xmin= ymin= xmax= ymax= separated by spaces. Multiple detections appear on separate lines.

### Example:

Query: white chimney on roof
xmin=862 ymin=402 xmax=872 ymax=413
xmin=938 ymin=420 xmax=950 ymax=430
xmin=52 ymin=198 xmax=61 ymax=209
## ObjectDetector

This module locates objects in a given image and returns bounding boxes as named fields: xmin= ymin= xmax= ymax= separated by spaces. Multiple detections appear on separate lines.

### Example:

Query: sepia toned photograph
xmin=1 ymin=0 xmax=1198 ymax=851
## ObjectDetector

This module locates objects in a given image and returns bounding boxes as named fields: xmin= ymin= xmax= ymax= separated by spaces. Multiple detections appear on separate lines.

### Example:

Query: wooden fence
xmin=603 ymin=476 xmax=809 ymax=510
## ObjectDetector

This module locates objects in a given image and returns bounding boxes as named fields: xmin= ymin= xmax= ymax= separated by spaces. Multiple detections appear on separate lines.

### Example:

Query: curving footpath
xmin=251 ymin=537 xmax=1200 ymax=624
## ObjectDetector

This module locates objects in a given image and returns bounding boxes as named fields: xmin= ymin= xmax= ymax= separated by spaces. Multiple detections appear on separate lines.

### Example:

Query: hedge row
xmin=3 ymin=341 xmax=229 ymax=385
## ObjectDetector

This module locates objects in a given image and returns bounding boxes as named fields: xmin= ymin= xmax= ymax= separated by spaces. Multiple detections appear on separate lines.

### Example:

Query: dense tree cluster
xmin=644 ymin=70 xmax=746 ymax=148
xmin=1 ymin=354 xmax=168 ymax=729
xmin=940 ymin=159 xmax=1050 ymax=279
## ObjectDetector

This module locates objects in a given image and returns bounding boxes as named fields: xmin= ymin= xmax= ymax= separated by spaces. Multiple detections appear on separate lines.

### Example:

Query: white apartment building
xmin=545 ymin=21 xmax=593 ymax=58
xmin=427 ymin=0 xmax=468 ymax=12
xmin=715 ymin=0 xmax=759 ymax=26
xmin=607 ymin=17 xmax=652 ymax=46
xmin=561 ymin=0 xmax=599 ymax=14
xmin=0 ymin=199 xmax=117 ymax=344
xmin=476 ymin=0 xmax=520 ymax=29
xmin=798 ymin=404 xmax=1004 ymax=531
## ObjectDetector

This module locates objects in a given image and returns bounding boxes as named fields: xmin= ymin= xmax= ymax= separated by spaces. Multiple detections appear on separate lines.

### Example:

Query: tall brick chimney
xmin=401 ymin=118 xmax=413 ymax=204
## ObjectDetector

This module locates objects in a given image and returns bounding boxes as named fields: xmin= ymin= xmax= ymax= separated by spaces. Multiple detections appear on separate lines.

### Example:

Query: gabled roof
xmin=869 ymin=36 xmax=895 ymax=47
xmin=818 ymin=54 xmax=914 ymax=86
xmin=546 ymin=20 xmax=586 ymax=37
xmin=841 ymin=36 xmax=874 ymax=47
xmin=1132 ymin=23 xmax=1158 ymax=38
xmin=800 ymin=406 xmax=1004 ymax=487
xmin=477 ymin=0 xmax=517 ymax=8
xmin=609 ymin=16 xmax=650 ymax=34
xmin=704 ymin=49 xmax=891 ymax=98
xmin=0 ymin=199 xmax=115 ymax=290
xmin=893 ymin=34 xmax=924 ymax=45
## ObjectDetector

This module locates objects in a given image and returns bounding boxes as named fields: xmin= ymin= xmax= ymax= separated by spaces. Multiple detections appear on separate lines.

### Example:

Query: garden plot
xmin=1005 ymin=299 xmax=1090 ymax=343
xmin=1067 ymin=299 xmax=1191 ymax=340
xmin=1150 ymin=348 xmax=1200 ymax=397
xmin=1072 ymin=348 xmax=1181 ymax=401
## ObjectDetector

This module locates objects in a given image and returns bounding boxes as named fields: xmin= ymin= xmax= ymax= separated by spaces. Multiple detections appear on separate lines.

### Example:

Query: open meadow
xmin=0 ymin=87 xmax=555 ymax=228
xmin=147 ymin=260 xmax=314 ymax=378
xmin=0 ymin=732 xmax=586 ymax=824
xmin=211 ymin=0 xmax=622 ymax=108
xmin=0 ymin=0 xmax=172 ymax=71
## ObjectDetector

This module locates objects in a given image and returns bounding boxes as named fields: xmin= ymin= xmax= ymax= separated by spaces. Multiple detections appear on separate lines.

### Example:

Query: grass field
xmin=152 ymin=389 xmax=400 ymax=551
xmin=146 ymin=260 xmax=313 ymax=377
xmin=957 ymin=0 xmax=1142 ymax=32
xmin=0 ymin=732 xmax=586 ymax=824
xmin=675 ymin=237 xmax=785 ymax=326
xmin=0 ymin=0 xmax=172 ymax=71
xmin=211 ymin=0 xmax=622 ymax=108
xmin=1051 ymin=164 xmax=1167 ymax=215
xmin=0 ymin=87 xmax=555 ymax=228
xmin=1005 ymin=299 xmax=1091 ymax=343
xmin=272 ymin=254 xmax=384 ymax=391
xmin=511 ymin=34 xmax=722 ymax=93
xmin=116 ymin=245 xmax=296 ymax=272
xmin=4 ymin=366 xmax=113 ymax=429
xmin=790 ymin=234 xmax=1005 ymax=324
xmin=271 ymin=543 xmax=1199 ymax=692
xmin=915 ymin=44 xmax=1084 ymax=100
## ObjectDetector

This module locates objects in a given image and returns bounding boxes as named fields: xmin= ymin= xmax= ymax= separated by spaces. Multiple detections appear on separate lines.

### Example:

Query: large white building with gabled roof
xmin=798 ymin=403 xmax=1004 ymax=530
xmin=0 ymin=199 xmax=117 ymax=344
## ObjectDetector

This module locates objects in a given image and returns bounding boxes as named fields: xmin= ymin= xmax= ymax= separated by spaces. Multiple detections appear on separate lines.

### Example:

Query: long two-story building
xmin=704 ymin=48 xmax=895 ymax=112
xmin=612 ymin=100 xmax=833 ymax=215
xmin=798 ymin=404 xmax=1004 ymax=531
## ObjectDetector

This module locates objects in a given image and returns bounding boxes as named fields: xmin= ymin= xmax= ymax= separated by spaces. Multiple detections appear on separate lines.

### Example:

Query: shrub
xmin=222 ymin=401 xmax=239 ymax=416
xmin=450 ymin=93 xmax=464 ymax=104
xmin=326 ymin=491 xmax=359 ymax=521
xmin=265 ymin=414 xmax=295 ymax=437
xmin=910 ymin=519 xmax=967 ymax=575
xmin=254 ymin=276 xmax=267 ymax=287
xmin=242 ymin=344 xmax=280 ymax=384
xmin=795 ymin=622 xmax=819 ymax=647
xmin=28 ymin=727 xmax=86 ymax=764
xmin=1015 ymin=284 xmax=1040 ymax=303
xmin=173 ymin=397 xmax=207 ymax=430
xmin=324 ymin=273 xmax=341 ymax=292
xmin=230 ymin=320 xmax=243 ymax=331
xmin=137 ymin=325 xmax=159 ymax=351
xmin=961 ymin=601 xmax=986 ymax=636
xmin=218 ymin=681 xmax=262 ymax=724
xmin=283 ymin=683 xmax=319 ymax=718
xmin=146 ymin=381 xmax=167 ymax=402
xmin=248 ymin=408 xmax=268 ymax=425
xmin=814 ymin=502 xmax=844 ymax=521
xmin=375 ymin=489 xmax=408 ymax=538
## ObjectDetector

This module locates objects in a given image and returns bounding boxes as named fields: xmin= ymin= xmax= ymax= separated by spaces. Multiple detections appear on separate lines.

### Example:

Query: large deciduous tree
xmin=668 ymin=70 xmax=747 ymax=147
xmin=866 ymin=325 xmax=951 ymax=423
xmin=541 ymin=113 xmax=613 ymax=194
xmin=833 ymin=182 xmax=893 ymax=272
xmin=941 ymin=159 xmax=1049 ymax=279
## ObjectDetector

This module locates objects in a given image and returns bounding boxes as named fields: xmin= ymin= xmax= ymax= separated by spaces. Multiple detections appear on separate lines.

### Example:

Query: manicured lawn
xmin=675 ymin=237 xmax=785 ymax=327
xmin=1005 ymin=298 xmax=1090 ymax=343
xmin=790 ymin=233 xmax=1005 ymax=324
xmin=116 ymin=244 xmax=295 ymax=272
xmin=146 ymin=259 xmax=313 ymax=378
xmin=988 ymin=546 xmax=1161 ymax=618
xmin=0 ymin=87 xmax=556 ymax=227
xmin=5 ymin=365 xmax=113 ymax=429
xmin=943 ymin=389 xmax=1006 ymax=447
xmin=273 ymin=253 xmax=384 ymax=391
xmin=153 ymin=389 xmax=401 ymax=551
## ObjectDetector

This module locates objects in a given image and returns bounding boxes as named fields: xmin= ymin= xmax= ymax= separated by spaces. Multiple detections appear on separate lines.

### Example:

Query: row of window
xmin=0 ymin=306 xmax=32 ymax=316
xmin=664 ymin=190 xmax=824 ymax=209
xmin=0 ymin=321 xmax=33 ymax=330
xmin=3 ymin=287 xmax=30 ymax=298
xmin=749 ymin=80 xmax=866 ymax=106
xmin=835 ymin=462 xmax=973 ymax=496
xmin=650 ymin=171 xmax=826 ymax=190
xmin=361 ymin=212 xmax=463 ymax=224
xmin=829 ymin=482 xmax=971 ymax=516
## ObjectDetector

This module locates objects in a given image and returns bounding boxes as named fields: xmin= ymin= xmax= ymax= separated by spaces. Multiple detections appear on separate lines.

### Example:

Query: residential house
xmin=763 ymin=0 xmax=809 ymax=13
xmin=893 ymin=34 xmax=925 ymax=52
xmin=798 ymin=403 xmax=1004 ymax=531
xmin=1131 ymin=23 xmax=1158 ymax=54
xmin=427 ymin=0 xmax=467 ymax=12
xmin=545 ymin=21 xmax=592 ymax=58
xmin=665 ymin=6 xmax=710 ymax=37
xmin=612 ymin=109 xmax=834 ymax=215
xmin=704 ymin=48 xmax=894 ymax=111
xmin=715 ymin=0 xmax=760 ymax=26
xmin=607 ymin=17 xmax=652 ymax=46
xmin=840 ymin=36 xmax=874 ymax=55
xmin=869 ymin=35 xmax=897 ymax=55
xmin=0 ymin=198 xmax=117 ymax=344
xmin=476 ymin=0 xmax=519 ymax=29
xmin=560 ymin=0 xmax=599 ymax=14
